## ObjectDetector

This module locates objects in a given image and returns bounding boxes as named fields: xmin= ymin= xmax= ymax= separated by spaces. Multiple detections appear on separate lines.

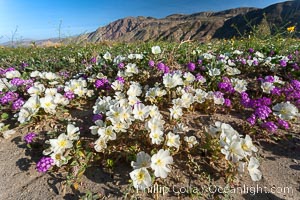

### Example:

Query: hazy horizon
xmin=0 ymin=0 xmax=288 ymax=43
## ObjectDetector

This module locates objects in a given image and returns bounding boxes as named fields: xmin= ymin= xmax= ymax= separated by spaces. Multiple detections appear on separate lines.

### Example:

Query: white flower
xmin=272 ymin=102 xmax=299 ymax=120
xmin=17 ymin=108 xmax=34 ymax=123
xmin=98 ymin=126 xmax=116 ymax=141
xmin=44 ymin=72 xmax=59 ymax=80
xmin=130 ymin=168 xmax=152 ymax=190
xmin=184 ymin=136 xmax=198 ymax=148
xmin=151 ymin=46 xmax=161 ymax=54
xmin=173 ymin=123 xmax=189 ymax=133
xmin=183 ymin=72 xmax=195 ymax=84
xmin=30 ymin=71 xmax=41 ymax=78
xmin=149 ymin=130 xmax=164 ymax=145
xmin=125 ymin=63 xmax=139 ymax=77
xmin=103 ymin=52 xmax=112 ymax=60
xmin=111 ymin=120 xmax=129 ymax=133
xmin=131 ymin=151 xmax=151 ymax=169
xmin=40 ymin=95 xmax=57 ymax=114
xmin=261 ymin=82 xmax=275 ymax=94
xmin=90 ymin=120 xmax=105 ymax=135
xmin=233 ymin=50 xmax=243 ymax=55
xmin=94 ymin=137 xmax=108 ymax=152
xmin=49 ymin=133 xmax=73 ymax=154
xmin=5 ymin=70 xmax=21 ymax=79
xmin=221 ymin=141 xmax=245 ymax=163
xmin=150 ymin=149 xmax=173 ymax=178
xmin=127 ymin=82 xmax=142 ymax=97
xmin=213 ymin=93 xmax=225 ymax=105
xmin=181 ymin=92 xmax=194 ymax=108
xmin=226 ymin=67 xmax=241 ymax=75
xmin=194 ymin=89 xmax=207 ymax=103
xmin=231 ymin=78 xmax=247 ymax=93
xmin=247 ymin=157 xmax=262 ymax=181
xmin=169 ymin=105 xmax=183 ymax=120
xmin=111 ymin=80 xmax=124 ymax=91
xmin=208 ymin=68 xmax=221 ymax=77
xmin=27 ymin=83 xmax=45 ymax=96
xmin=133 ymin=103 xmax=150 ymax=121
xmin=54 ymin=93 xmax=69 ymax=106
xmin=45 ymin=88 xmax=58 ymax=96
xmin=166 ymin=132 xmax=181 ymax=149
xmin=255 ymin=51 xmax=264 ymax=58
xmin=67 ymin=124 xmax=80 ymax=141
xmin=163 ymin=73 xmax=183 ymax=89
xmin=241 ymin=135 xmax=258 ymax=156
xmin=50 ymin=152 xmax=67 ymax=167
xmin=146 ymin=117 xmax=165 ymax=132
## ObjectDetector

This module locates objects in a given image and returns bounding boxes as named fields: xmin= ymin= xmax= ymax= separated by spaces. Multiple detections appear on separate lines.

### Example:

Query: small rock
xmin=2 ymin=129 xmax=16 ymax=139
xmin=292 ymin=159 xmax=298 ymax=164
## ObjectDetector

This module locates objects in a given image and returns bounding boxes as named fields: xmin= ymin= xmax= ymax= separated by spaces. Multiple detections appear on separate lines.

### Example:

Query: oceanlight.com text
xmin=136 ymin=183 xmax=294 ymax=196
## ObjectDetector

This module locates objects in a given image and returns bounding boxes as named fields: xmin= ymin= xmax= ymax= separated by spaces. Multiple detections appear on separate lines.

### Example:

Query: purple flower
xmin=117 ymin=62 xmax=125 ymax=69
xmin=187 ymin=62 xmax=196 ymax=71
xmin=261 ymin=121 xmax=278 ymax=133
xmin=292 ymin=63 xmax=299 ymax=71
xmin=0 ymin=92 xmax=19 ymax=105
xmin=253 ymin=60 xmax=259 ymax=66
xmin=11 ymin=78 xmax=25 ymax=86
xmin=287 ymin=54 xmax=293 ymax=60
xmin=195 ymin=73 xmax=206 ymax=82
xmin=24 ymin=132 xmax=37 ymax=143
xmin=277 ymin=119 xmax=290 ymax=130
xmin=197 ymin=59 xmax=202 ymax=65
xmin=163 ymin=66 xmax=170 ymax=74
xmin=148 ymin=60 xmax=155 ymax=67
xmin=257 ymin=97 xmax=272 ymax=106
xmin=64 ymin=91 xmax=75 ymax=100
xmin=271 ymin=87 xmax=281 ymax=96
xmin=240 ymin=92 xmax=251 ymax=107
xmin=95 ymin=78 xmax=110 ymax=90
xmin=240 ymin=58 xmax=246 ymax=65
xmin=280 ymin=60 xmax=287 ymax=67
xmin=255 ymin=105 xmax=272 ymax=120
xmin=36 ymin=157 xmax=54 ymax=173
xmin=224 ymin=98 xmax=231 ymax=107
xmin=90 ymin=57 xmax=97 ymax=64
xmin=249 ymin=48 xmax=254 ymax=53
xmin=218 ymin=81 xmax=234 ymax=93
xmin=116 ymin=76 xmax=125 ymax=84
xmin=291 ymin=80 xmax=300 ymax=91
xmin=247 ymin=114 xmax=256 ymax=125
xmin=92 ymin=114 xmax=103 ymax=122
xmin=157 ymin=62 xmax=165 ymax=71
xmin=12 ymin=98 xmax=25 ymax=110
xmin=59 ymin=71 xmax=70 ymax=78
xmin=264 ymin=76 xmax=274 ymax=83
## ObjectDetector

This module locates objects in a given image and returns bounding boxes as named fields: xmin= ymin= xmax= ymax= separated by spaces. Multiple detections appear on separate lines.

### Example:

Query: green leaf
xmin=1 ymin=113 xmax=9 ymax=120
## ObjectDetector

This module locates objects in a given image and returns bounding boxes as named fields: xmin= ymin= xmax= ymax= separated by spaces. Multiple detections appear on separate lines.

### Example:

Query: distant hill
xmin=79 ymin=7 xmax=257 ymax=43
xmin=2 ymin=0 xmax=299 ymax=46
xmin=213 ymin=0 xmax=300 ymax=38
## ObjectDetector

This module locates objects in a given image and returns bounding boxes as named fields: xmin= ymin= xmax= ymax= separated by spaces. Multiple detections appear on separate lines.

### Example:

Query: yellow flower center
xmin=58 ymin=140 xmax=67 ymax=148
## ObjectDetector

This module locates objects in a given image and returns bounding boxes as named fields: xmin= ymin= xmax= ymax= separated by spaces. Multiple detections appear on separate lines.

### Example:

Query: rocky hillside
xmin=213 ymin=0 xmax=300 ymax=38
xmin=79 ymin=1 xmax=300 ymax=42
xmin=80 ymin=8 xmax=257 ymax=42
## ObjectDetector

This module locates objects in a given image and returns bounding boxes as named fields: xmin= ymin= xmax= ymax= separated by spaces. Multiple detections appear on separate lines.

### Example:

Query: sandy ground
xmin=0 ymin=113 xmax=299 ymax=200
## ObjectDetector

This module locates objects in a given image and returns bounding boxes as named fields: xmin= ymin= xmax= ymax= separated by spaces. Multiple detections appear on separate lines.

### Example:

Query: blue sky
xmin=0 ymin=0 xmax=287 ymax=43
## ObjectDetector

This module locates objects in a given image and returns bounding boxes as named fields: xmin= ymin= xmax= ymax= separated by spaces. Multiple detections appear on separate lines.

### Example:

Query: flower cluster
xmin=130 ymin=149 xmax=173 ymax=190
xmin=207 ymin=122 xmax=262 ymax=181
